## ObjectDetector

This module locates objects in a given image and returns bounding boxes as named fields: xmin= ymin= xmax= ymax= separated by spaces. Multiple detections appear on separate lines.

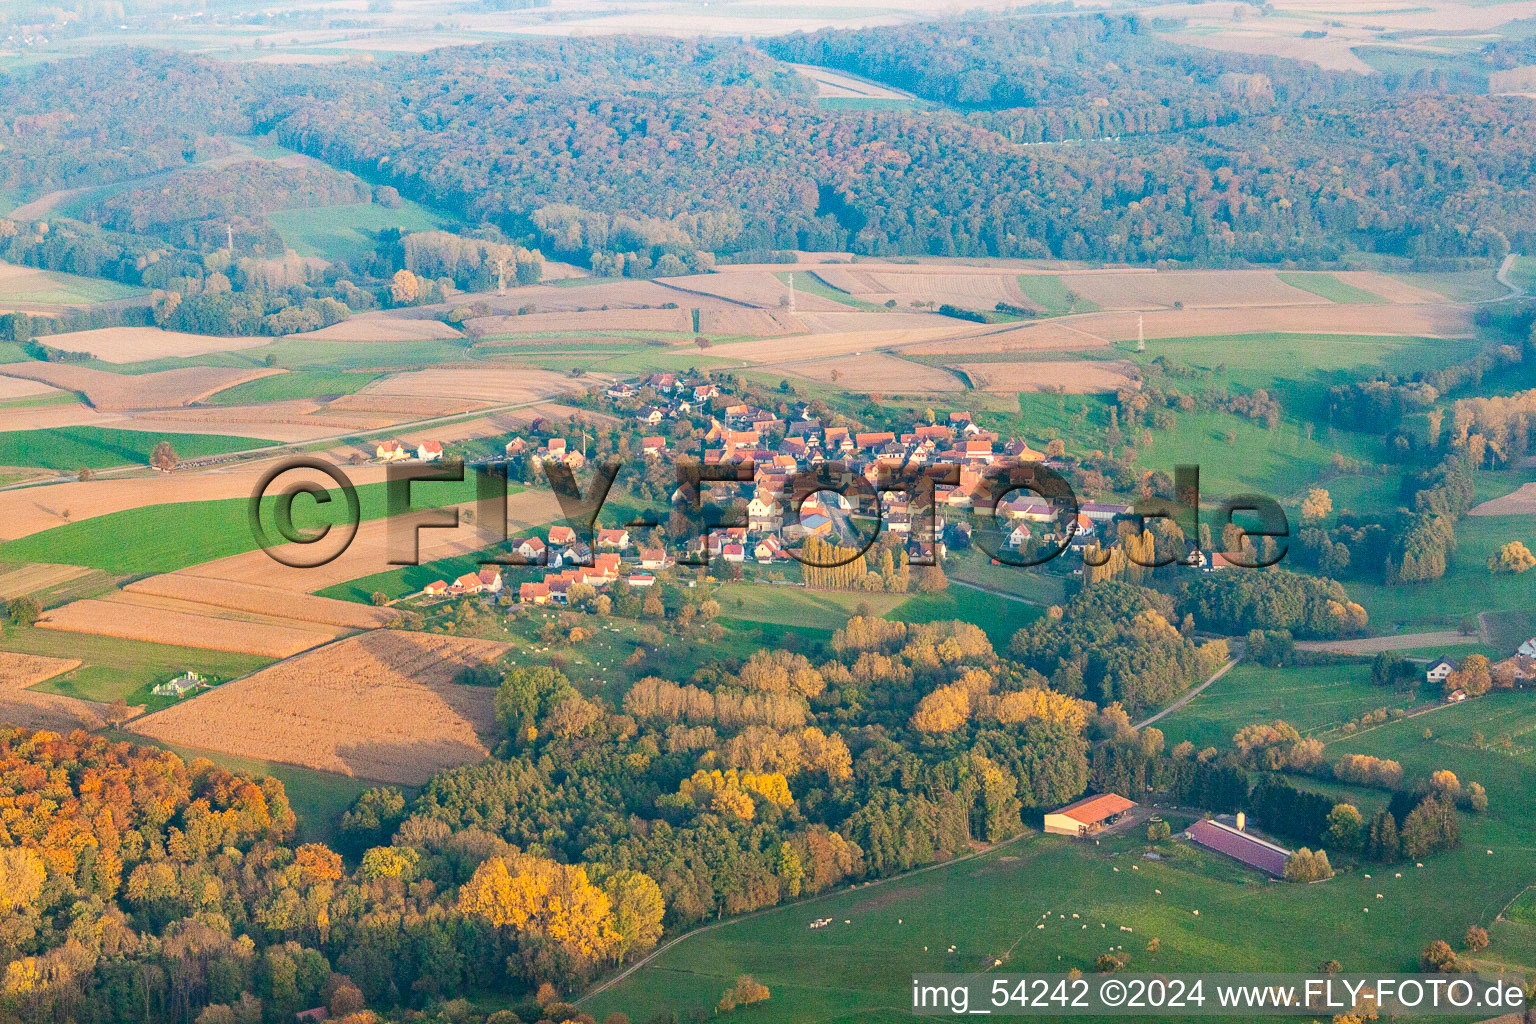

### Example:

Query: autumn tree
xmin=718 ymin=975 xmax=770 ymax=1012
xmin=389 ymin=268 xmax=421 ymax=305
xmin=1488 ymin=540 xmax=1535 ymax=574
xmin=456 ymin=854 xmax=623 ymax=966
xmin=150 ymin=439 xmax=179 ymax=471
xmin=1445 ymin=655 xmax=1491 ymax=697
xmin=1301 ymin=487 xmax=1333 ymax=522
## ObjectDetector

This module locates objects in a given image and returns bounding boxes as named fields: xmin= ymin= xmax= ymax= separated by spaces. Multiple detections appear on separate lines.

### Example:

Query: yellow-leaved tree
xmin=457 ymin=854 xmax=622 ymax=965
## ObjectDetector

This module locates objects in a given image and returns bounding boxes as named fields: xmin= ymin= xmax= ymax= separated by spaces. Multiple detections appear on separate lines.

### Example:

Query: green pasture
xmin=0 ymin=265 xmax=146 ymax=304
xmin=1276 ymin=272 xmax=1384 ymax=304
xmin=0 ymin=425 xmax=276 ymax=470
xmin=1 ymin=472 xmax=490 ymax=575
xmin=202 ymin=369 xmax=384 ymax=405
xmin=1153 ymin=662 xmax=1419 ymax=751
xmin=1348 ymin=512 xmax=1536 ymax=635
xmin=774 ymin=271 xmax=886 ymax=312
xmin=266 ymin=199 xmax=450 ymax=265
xmin=589 ymin=681 xmax=1536 ymax=1022
xmin=1015 ymin=274 xmax=1099 ymax=315
xmin=7 ymin=626 xmax=272 ymax=706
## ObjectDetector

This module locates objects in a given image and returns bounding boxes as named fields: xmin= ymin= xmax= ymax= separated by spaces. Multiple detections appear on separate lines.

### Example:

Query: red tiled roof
xmin=1054 ymin=793 xmax=1135 ymax=825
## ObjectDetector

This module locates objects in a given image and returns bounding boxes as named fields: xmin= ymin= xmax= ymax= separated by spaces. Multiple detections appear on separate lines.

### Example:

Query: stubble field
xmin=127 ymin=630 xmax=509 ymax=784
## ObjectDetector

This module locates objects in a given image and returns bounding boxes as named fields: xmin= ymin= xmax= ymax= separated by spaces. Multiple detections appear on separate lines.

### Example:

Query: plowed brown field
xmin=0 ymin=363 xmax=283 ymax=410
xmin=38 ymin=327 xmax=271 ymax=363
xmin=127 ymin=630 xmax=508 ymax=783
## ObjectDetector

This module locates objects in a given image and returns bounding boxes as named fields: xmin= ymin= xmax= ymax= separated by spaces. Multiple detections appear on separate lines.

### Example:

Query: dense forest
xmin=0 ymin=566 xmax=1488 ymax=1022
xmin=1 ymin=28 xmax=1533 ymax=280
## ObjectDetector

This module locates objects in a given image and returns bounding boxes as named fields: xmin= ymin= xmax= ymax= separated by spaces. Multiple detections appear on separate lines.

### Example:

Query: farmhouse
xmin=417 ymin=440 xmax=444 ymax=462
xmin=597 ymin=528 xmax=631 ymax=550
xmin=1043 ymin=793 xmax=1135 ymax=837
xmin=422 ymin=580 xmax=448 ymax=597
xmin=1425 ymin=658 xmax=1455 ymax=685
xmin=1519 ymin=638 xmax=1536 ymax=658
xmin=152 ymin=671 xmax=206 ymax=698
xmin=1185 ymin=817 xmax=1291 ymax=877
xmin=548 ymin=526 xmax=577 ymax=546
xmin=375 ymin=440 xmax=409 ymax=461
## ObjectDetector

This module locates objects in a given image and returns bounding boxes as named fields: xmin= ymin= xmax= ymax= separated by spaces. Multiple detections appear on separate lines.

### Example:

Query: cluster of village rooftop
xmin=380 ymin=371 xmax=1308 ymax=605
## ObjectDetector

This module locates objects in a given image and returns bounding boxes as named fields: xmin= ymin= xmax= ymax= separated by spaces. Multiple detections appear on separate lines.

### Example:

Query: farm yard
xmin=126 ymin=630 xmax=508 ymax=784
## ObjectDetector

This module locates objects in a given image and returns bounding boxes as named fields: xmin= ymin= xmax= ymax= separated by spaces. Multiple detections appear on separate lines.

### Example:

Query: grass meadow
xmin=587 ymin=681 xmax=1536 ymax=1023
xmin=1276 ymin=272 xmax=1385 ymax=304
xmin=202 ymin=369 xmax=384 ymax=405
xmin=1015 ymin=274 xmax=1100 ymax=315
xmin=1 ymin=472 xmax=489 ymax=574
xmin=266 ymin=199 xmax=449 ymax=265
xmin=0 ymin=425 xmax=276 ymax=470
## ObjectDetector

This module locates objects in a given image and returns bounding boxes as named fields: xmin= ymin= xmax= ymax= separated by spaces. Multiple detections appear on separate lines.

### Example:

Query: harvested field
xmin=657 ymin=272 xmax=847 ymax=312
xmin=1470 ymin=482 xmax=1536 ymax=517
xmin=712 ymin=322 xmax=995 ymax=364
xmin=37 ymin=597 xmax=336 ymax=658
xmin=955 ymin=359 xmax=1138 ymax=394
xmin=37 ymin=327 xmax=270 ymax=363
xmin=321 ymin=393 xmax=490 ymax=419
xmin=186 ymin=488 xmax=564 ymax=594
xmin=904 ymin=319 xmax=1112 ymax=355
xmin=1330 ymin=272 xmax=1445 ymax=304
xmin=1295 ymin=631 xmax=1481 ymax=655
xmin=427 ymin=279 xmax=697 ymax=317
xmin=468 ymin=308 xmax=692 ymax=335
xmin=127 ymin=630 xmax=509 ymax=784
xmin=793 ymin=310 xmax=941 ymax=333
xmin=0 ymin=563 xmax=92 ymax=599
xmin=126 ymin=574 xmax=398 ymax=629
xmin=291 ymin=312 xmax=463 ymax=342
xmin=0 ymin=462 xmax=396 ymax=540
xmin=358 ymin=364 xmax=588 ymax=404
xmin=1062 ymin=270 xmax=1320 ymax=310
xmin=823 ymin=269 xmax=1034 ymax=311
xmin=0 ymin=377 xmax=64 ymax=400
xmin=786 ymin=354 xmax=964 ymax=392
xmin=698 ymin=309 xmax=807 ymax=336
xmin=0 ymin=363 xmax=284 ymax=410
xmin=0 ymin=402 xmax=114 ymax=431
xmin=901 ymin=304 xmax=1474 ymax=354
xmin=0 ymin=651 xmax=106 ymax=732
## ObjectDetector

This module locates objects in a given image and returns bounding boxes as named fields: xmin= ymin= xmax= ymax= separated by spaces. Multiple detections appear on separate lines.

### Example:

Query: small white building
xmin=1425 ymin=658 xmax=1455 ymax=685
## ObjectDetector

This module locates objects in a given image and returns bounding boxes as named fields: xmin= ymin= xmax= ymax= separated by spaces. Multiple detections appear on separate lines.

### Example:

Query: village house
xmin=375 ymin=440 xmax=409 ymax=461
xmin=476 ymin=566 xmax=503 ymax=593
xmin=597 ymin=528 xmax=631 ymax=550
xmin=152 ymin=671 xmax=206 ymax=698
xmin=641 ymin=435 xmax=667 ymax=457
xmin=515 ymin=536 xmax=547 ymax=562
xmin=422 ymin=580 xmax=449 ymax=597
xmin=1425 ymin=658 xmax=1456 ymax=685
xmin=416 ymin=440 xmax=444 ymax=462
